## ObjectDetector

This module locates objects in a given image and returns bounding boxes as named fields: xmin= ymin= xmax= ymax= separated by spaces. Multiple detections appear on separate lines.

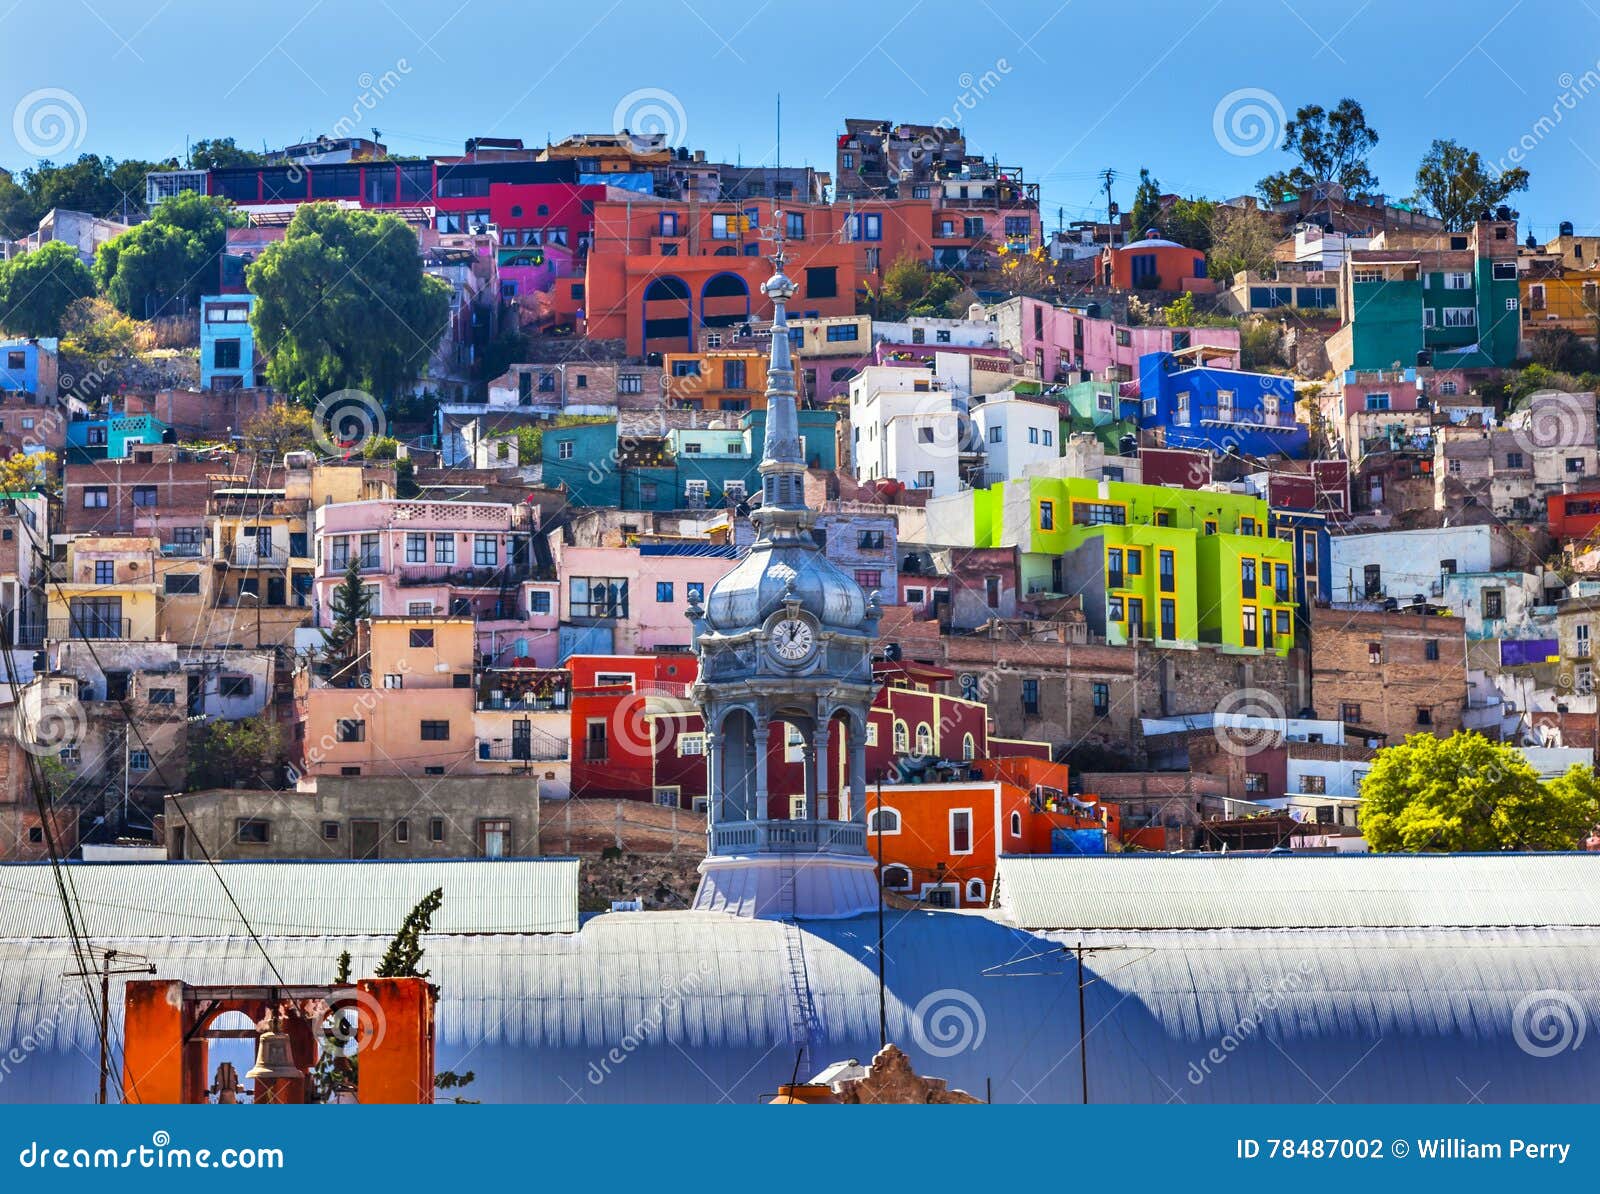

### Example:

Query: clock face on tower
xmin=768 ymin=616 xmax=816 ymax=665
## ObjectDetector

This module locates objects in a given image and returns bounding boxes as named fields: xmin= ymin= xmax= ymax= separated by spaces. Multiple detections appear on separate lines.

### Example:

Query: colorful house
xmin=926 ymin=476 xmax=1295 ymax=656
xmin=0 ymin=337 xmax=59 ymax=400
xmin=986 ymin=295 xmax=1240 ymax=385
xmin=1330 ymin=213 xmax=1521 ymax=373
xmin=65 ymin=410 xmax=169 ymax=462
xmin=199 ymin=295 xmax=257 ymax=390
xmin=1101 ymin=230 xmax=1212 ymax=293
xmin=1137 ymin=349 xmax=1308 ymax=458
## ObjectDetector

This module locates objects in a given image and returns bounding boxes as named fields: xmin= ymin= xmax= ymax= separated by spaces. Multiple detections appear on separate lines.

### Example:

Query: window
xmin=1578 ymin=624 xmax=1592 ymax=658
xmin=1416 ymin=707 xmax=1433 ymax=726
xmin=1240 ymin=558 xmax=1256 ymax=599
xmin=915 ymin=723 xmax=933 ymax=756
xmin=881 ymin=864 xmax=911 ymax=891
xmin=805 ymin=266 xmax=838 ymax=298
xmin=854 ymin=569 xmax=883 ymax=590
xmin=130 ymin=485 xmax=159 ymax=509
xmin=723 ymin=360 xmax=746 ymax=390
xmin=1028 ymin=427 xmax=1040 ymax=444
xmin=962 ymin=733 xmax=975 ymax=761
xmin=219 ymin=675 xmax=253 ymax=699
xmin=1483 ymin=588 xmax=1505 ymax=620
xmin=1426 ymin=639 xmax=1441 ymax=661
xmin=656 ymin=581 xmax=674 ymax=603
xmin=358 ymin=533 xmax=380 ymax=569
xmin=825 ymin=323 xmax=859 ymax=342
xmin=383 ymin=674 xmax=404 ymax=689
xmin=236 ymin=819 xmax=270 ymax=844
xmin=985 ymin=576 xmax=1000 ymax=608
xmin=919 ymin=426 xmax=935 ymax=444
xmin=1242 ymin=607 xmax=1258 ymax=648
xmin=1368 ymin=641 xmax=1383 ymax=666
xmin=851 ymin=213 xmax=882 ymax=242
xmin=571 ymin=577 xmax=628 ymax=619
xmin=1363 ymin=564 xmax=1382 ymax=599
xmin=83 ymin=487 xmax=108 ymax=508
xmin=892 ymin=720 xmax=909 ymax=752
xmin=1009 ymin=810 xmax=1022 ymax=838
xmin=965 ymin=878 xmax=986 ymax=904
xmin=1072 ymin=502 xmax=1126 ymax=526
xmin=1092 ymin=681 xmax=1110 ymax=717
xmin=430 ymin=534 xmax=455 ymax=565
xmin=856 ymin=529 xmax=885 ymax=550
xmin=915 ymin=471 xmax=935 ymax=489
xmin=1443 ymin=271 xmax=1471 ymax=289
xmin=406 ymin=533 xmax=427 ymax=563
xmin=1039 ymin=500 xmax=1054 ymax=530
xmin=420 ymin=720 xmax=450 ymax=740
xmin=407 ymin=628 xmax=435 ymax=649
xmin=479 ymin=820 xmax=513 ymax=858
xmin=1022 ymin=678 xmax=1040 ymax=716
xmin=1340 ymin=702 xmax=1362 ymax=724
xmin=868 ymin=806 xmax=900 ymax=834
xmin=336 ymin=719 xmax=365 ymax=742
xmin=429 ymin=817 xmax=445 ymax=842
xmin=1301 ymin=774 xmax=1327 ymax=795
xmin=949 ymin=809 xmax=973 ymax=854
xmin=473 ymin=535 xmax=498 ymax=566
xmin=618 ymin=372 xmax=643 ymax=395
xmin=1159 ymin=550 xmax=1175 ymax=593
xmin=1160 ymin=599 xmax=1176 ymax=641
xmin=94 ymin=560 xmax=114 ymax=584
xmin=1442 ymin=307 xmax=1477 ymax=327
xmin=988 ymin=426 xmax=1003 ymax=443
xmin=148 ymin=687 xmax=176 ymax=706
xmin=322 ymin=821 xmax=341 ymax=841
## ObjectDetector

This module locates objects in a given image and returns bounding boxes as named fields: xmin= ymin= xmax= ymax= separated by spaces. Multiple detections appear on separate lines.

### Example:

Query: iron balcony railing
xmin=476 ymin=737 xmax=569 ymax=763
xmin=48 ymin=618 xmax=132 ymax=640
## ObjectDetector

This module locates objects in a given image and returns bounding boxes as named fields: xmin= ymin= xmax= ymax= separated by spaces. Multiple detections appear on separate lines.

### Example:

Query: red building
xmin=565 ymin=653 xmax=700 ymax=800
xmin=1102 ymin=231 xmax=1213 ymax=293
xmin=1549 ymin=490 xmax=1600 ymax=543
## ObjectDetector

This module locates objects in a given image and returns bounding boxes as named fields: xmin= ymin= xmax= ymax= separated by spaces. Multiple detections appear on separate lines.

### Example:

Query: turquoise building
xmin=66 ymin=410 xmax=169 ymax=463
xmin=199 ymin=294 xmax=257 ymax=390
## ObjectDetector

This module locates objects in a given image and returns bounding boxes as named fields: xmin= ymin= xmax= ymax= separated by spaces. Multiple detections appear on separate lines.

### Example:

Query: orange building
xmin=1102 ymin=230 xmax=1214 ymax=293
xmin=299 ymin=616 xmax=477 ymax=777
xmin=864 ymin=755 xmax=1115 ymax=909
xmin=583 ymin=196 xmax=1041 ymax=357
xmin=662 ymin=348 xmax=776 ymax=411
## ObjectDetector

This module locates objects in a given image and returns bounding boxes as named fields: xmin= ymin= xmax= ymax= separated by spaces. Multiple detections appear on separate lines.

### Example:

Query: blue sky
xmin=2 ymin=0 xmax=1597 ymax=236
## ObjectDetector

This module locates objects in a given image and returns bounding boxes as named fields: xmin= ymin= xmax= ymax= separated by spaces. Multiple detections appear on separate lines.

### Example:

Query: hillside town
xmin=0 ymin=97 xmax=1598 ymax=1108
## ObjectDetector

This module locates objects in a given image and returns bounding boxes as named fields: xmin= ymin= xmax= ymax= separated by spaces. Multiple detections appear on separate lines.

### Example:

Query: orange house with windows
xmin=662 ymin=348 xmax=775 ymax=411
xmin=864 ymin=755 xmax=1115 ymax=909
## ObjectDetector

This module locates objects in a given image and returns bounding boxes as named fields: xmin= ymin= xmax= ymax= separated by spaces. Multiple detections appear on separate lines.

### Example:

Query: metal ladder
xmin=776 ymin=855 xmax=822 ymax=1074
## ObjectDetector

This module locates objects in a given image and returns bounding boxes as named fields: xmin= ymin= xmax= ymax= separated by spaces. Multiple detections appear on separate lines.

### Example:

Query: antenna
xmin=776 ymin=93 xmax=781 ymax=169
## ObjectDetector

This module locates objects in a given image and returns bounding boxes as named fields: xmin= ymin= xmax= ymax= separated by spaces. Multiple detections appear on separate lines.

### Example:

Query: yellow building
xmin=1523 ymin=268 xmax=1600 ymax=342
xmin=661 ymin=349 xmax=779 ymax=412
xmin=49 ymin=536 xmax=168 ymax=641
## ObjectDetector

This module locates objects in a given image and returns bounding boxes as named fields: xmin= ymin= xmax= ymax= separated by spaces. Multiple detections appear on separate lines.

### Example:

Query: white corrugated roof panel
xmin=0 ymin=858 xmax=579 ymax=938
xmin=994 ymin=853 xmax=1600 ymax=930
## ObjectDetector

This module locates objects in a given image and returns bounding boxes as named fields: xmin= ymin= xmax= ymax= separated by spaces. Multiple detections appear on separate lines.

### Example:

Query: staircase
xmin=776 ymin=856 xmax=822 ymax=1074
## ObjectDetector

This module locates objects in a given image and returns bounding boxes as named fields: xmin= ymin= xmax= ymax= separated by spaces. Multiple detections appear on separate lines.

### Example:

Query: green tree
xmin=247 ymin=203 xmax=452 ymax=401
xmin=1129 ymin=168 xmax=1163 ymax=238
xmin=321 ymin=560 xmax=370 ymax=687
xmin=1165 ymin=196 xmax=1216 ymax=252
xmin=1208 ymin=203 xmax=1280 ymax=284
xmin=1361 ymin=732 xmax=1598 ymax=852
xmin=187 ymin=138 xmax=270 ymax=170
xmin=375 ymin=888 xmax=444 ymax=978
xmin=58 ymin=296 xmax=142 ymax=359
xmin=242 ymin=403 xmax=318 ymax=459
xmin=11 ymin=154 xmax=173 ymax=226
xmin=0 ymin=449 xmax=56 ymax=494
xmin=1412 ymin=138 xmax=1530 ymax=230
xmin=0 ymin=241 xmax=94 ymax=336
xmin=1257 ymin=98 xmax=1380 ymax=204
xmin=189 ymin=714 xmax=282 ymax=789
xmin=94 ymin=191 xmax=243 ymax=317
xmin=869 ymin=254 xmax=964 ymax=320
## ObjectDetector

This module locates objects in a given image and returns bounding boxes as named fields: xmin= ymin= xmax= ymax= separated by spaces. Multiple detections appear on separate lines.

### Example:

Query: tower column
xmin=801 ymin=741 xmax=816 ymax=820
xmin=703 ymin=730 xmax=720 ymax=824
xmin=848 ymin=716 xmax=868 ymax=827
xmin=753 ymin=715 xmax=770 ymax=827
xmin=813 ymin=718 xmax=831 ymax=821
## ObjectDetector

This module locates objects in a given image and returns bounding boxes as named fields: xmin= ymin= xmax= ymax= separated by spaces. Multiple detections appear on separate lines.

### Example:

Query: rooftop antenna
xmin=776 ymin=92 xmax=781 ymax=169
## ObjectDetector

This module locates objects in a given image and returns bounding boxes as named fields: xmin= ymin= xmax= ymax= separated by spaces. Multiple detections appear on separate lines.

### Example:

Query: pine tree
xmin=375 ymin=888 xmax=444 ymax=978
xmin=321 ymin=559 xmax=369 ymax=687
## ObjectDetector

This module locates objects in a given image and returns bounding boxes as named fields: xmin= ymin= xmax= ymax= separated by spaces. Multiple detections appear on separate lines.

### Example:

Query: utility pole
xmin=64 ymin=949 xmax=155 ymax=1105
xmin=1099 ymin=168 xmax=1117 ymax=242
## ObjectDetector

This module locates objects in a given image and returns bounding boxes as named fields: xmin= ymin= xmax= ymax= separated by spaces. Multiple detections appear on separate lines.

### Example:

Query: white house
xmin=1327 ymin=524 xmax=1518 ymax=603
xmin=971 ymin=394 xmax=1060 ymax=484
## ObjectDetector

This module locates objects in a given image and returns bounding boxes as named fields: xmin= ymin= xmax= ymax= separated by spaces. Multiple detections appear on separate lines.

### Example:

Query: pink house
xmin=1329 ymin=371 xmax=1422 ymax=420
xmin=989 ymin=295 xmax=1240 ymax=386
xmin=312 ymin=498 xmax=557 ymax=665
xmin=549 ymin=541 xmax=740 ymax=656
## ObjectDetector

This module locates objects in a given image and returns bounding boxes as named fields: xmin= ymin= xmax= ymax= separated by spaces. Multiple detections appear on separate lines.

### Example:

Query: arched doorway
xmin=642 ymin=275 xmax=692 ymax=355
xmin=699 ymin=272 xmax=752 ymax=335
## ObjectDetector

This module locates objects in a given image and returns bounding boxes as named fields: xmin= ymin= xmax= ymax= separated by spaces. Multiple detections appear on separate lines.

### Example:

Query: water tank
xmin=1560 ymin=220 xmax=1574 ymax=237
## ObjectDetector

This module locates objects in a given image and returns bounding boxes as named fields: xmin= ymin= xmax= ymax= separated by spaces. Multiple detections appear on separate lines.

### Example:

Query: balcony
xmin=162 ymin=543 xmax=205 ymax=558
xmin=477 ymin=691 xmax=567 ymax=712
xmin=394 ymin=563 xmax=539 ymax=588
xmin=231 ymin=543 xmax=290 ymax=568
xmin=48 ymin=618 xmax=132 ymax=640
xmin=1196 ymin=406 xmax=1299 ymax=429
xmin=476 ymin=737 xmax=569 ymax=763
xmin=710 ymin=818 xmax=868 ymax=856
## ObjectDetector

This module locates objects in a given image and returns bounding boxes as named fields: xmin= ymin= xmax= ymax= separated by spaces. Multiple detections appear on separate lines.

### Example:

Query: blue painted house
xmin=0 ymin=338 xmax=60 ymax=401
xmin=1138 ymin=350 xmax=1308 ymax=459
xmin=66 ymin=410 xmax=170 ymax=463
xmin=199 ymin=295 xmax=257 ymax=390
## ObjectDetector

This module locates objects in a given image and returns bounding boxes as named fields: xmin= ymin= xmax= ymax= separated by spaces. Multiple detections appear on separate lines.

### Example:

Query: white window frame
xmin=867 ymin=806 xmax=901 ymax=835
xmin=1009 ymin=809 xmax=1022 ymax=837
xmin=965 ymin=877 xmax=986 ymax=904
xmin=677 ymin=732 xmax=705 ymax=756
xmin=1442 ymin=307 xmax=1477 ymax=327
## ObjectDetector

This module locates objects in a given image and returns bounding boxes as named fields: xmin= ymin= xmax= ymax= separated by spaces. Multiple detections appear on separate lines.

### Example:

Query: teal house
xmin=66 ymin=410 xmax=170 ymax=463
xmin=1336 ymin=213 xmax=1522 ymax=372
xmin=542 ymin=409 xmax=837 ymax=511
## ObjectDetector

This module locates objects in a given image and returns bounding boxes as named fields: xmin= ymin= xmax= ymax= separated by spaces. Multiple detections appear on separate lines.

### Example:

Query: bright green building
xmin=925 ymin=476 xmax=1295 ymax=656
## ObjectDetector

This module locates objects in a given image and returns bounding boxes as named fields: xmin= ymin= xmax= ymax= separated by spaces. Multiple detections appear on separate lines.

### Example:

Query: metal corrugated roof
xmin=995 ymin=854 xmax=1600 ymax=930
xmin=3 ymin=912 xmax=1597 ymax=1104
xmin=0 ymin=859 xmax=579 ymax=938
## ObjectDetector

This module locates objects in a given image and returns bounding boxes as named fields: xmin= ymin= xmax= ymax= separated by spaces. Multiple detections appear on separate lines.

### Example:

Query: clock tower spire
xmin=687 ymin=219 xmax=882 ymax=919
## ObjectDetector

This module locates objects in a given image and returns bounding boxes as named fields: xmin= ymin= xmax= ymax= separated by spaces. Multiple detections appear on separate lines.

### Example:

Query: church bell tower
xmin=687 ymin=231 xmax=882 ymax=918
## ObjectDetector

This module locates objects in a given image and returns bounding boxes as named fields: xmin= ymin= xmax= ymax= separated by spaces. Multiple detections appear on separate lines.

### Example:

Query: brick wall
xmin=1311 ymin=604 xmax=1468 ymax=742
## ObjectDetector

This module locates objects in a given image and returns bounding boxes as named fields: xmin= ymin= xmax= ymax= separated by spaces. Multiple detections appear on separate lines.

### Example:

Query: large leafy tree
xmin=1208 ymin=203 xmax=1280 ymax=283
xmin=1412 ymin=138 xmax=1530 ymax=230
xmin=4 ymin=153 xmax=173 ymax=232
xmin=1361 ymin=732 xmax=1599 ymax=852
xmin=0 ymin=240 xmax=95 ymax=336
xmin=247 ymin=203 xmax=452 ymax=401
xmin=1257 ymin=98 xmax=1380 ymax=204
xmin=869 ymin=255 xmax=964 ymax=319
xmin=94 ymin=191 xmax=243 ymax=317
xmin=187 ymin=137 xmax=271 ymax=170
